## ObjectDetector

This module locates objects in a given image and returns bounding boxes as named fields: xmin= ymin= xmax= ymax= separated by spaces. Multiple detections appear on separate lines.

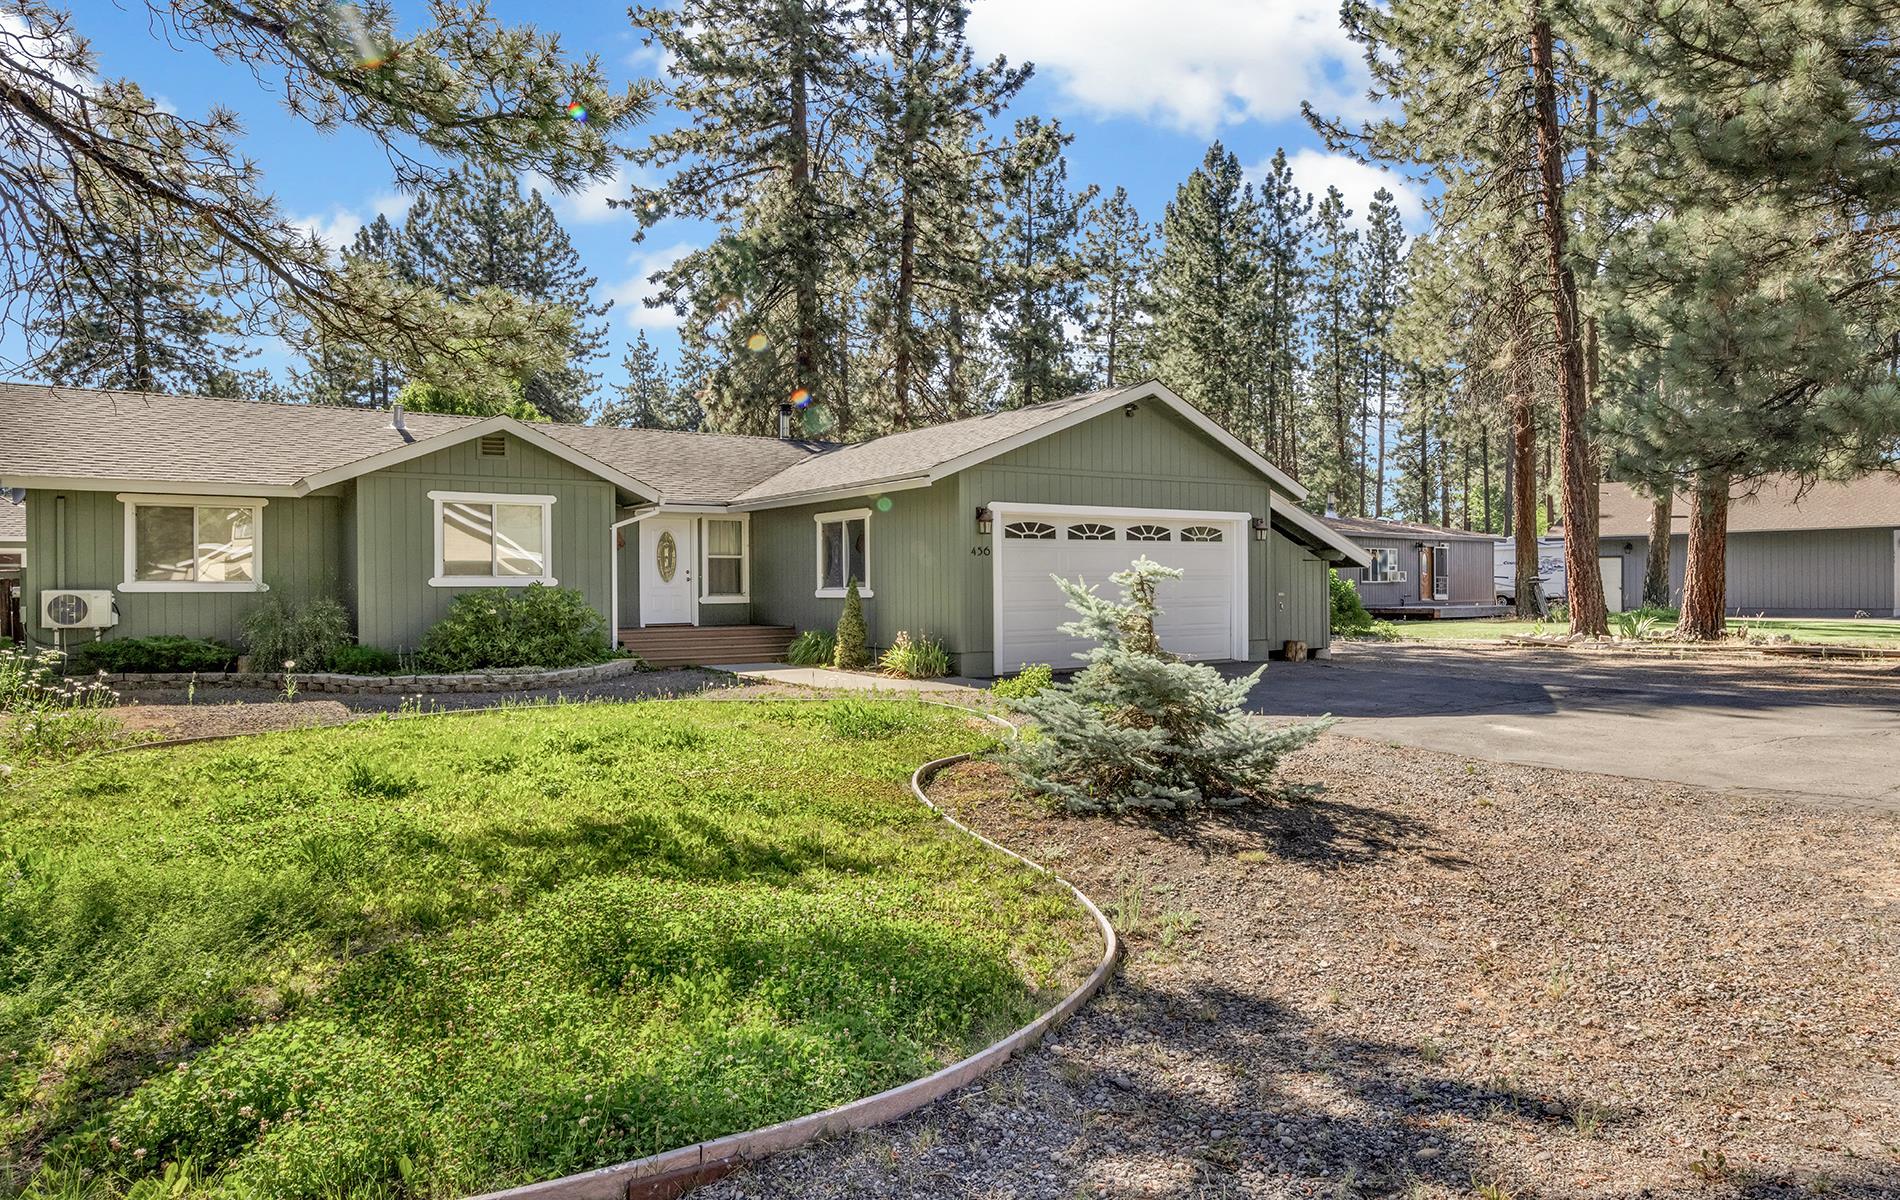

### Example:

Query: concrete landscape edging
xmin=99 ymin=656 xmax=648 ymax=695
xmin=465 ymin=703 xmax=1123 ymax=1200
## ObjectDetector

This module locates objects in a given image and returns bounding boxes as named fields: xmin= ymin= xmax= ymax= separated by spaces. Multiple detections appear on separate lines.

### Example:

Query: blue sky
xmin=65 ymin=0 xmax=1423 ymax=399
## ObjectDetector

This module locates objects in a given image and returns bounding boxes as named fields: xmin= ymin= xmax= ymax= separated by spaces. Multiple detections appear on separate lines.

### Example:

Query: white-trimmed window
xmin=428 ymin=491 xmax=557 ymax=587
xmin=1362 ymin=547 xmax=1405 ymax=584
xmin=701 ymin=516 xmax=748 ymax=603
xmin=118 ymin=494 xmax=266 ymax=592
xmin=814 ymin=508 xmax=870 ymax=597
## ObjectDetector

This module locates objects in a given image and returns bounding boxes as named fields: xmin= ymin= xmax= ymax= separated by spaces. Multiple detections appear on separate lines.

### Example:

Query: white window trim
xmin=698 ymin=514 xmax=750 ymax=604
xmin=117 ymin=492 xmax=269 ymax=593
xmin=813 ymin=506 xmax=873 ymax=598
xmin=1362 ymin=547 xmax=1406 ymax=584
xmin=427 ymin=490 xmax=558 ymax=588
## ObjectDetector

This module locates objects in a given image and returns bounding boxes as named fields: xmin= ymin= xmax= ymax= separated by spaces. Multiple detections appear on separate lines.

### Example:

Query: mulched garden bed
xmin=699 ymin=737 xmax=1900 ymax=1199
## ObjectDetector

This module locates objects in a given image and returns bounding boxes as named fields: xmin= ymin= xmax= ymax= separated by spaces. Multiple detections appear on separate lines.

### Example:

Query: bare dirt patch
xmin=700 ymin=737 xmax=1900 ymax=1199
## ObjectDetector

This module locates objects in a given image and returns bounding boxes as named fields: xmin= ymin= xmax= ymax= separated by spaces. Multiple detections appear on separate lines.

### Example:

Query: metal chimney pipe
xmin=387 ymin=401 xmax=407 ymax=432
xmin=778 ymin=401 xmax=793 ymax=440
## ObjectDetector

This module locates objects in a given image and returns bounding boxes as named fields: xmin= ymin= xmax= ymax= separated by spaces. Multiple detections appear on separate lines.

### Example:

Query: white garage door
xmin=993 ymin=507 xmax=1246 ymax=671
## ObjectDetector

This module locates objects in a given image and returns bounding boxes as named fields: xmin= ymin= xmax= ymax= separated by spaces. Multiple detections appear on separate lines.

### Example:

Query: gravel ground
xmin=105 ymin=667 xmax=750 ymax=739
xmin=698 ymin=737 xmax=1900 ymax=1200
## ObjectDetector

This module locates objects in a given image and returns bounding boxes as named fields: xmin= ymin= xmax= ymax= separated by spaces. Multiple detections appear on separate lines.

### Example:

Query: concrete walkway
xmin=717 ymin=663 xmax=988 ymax=694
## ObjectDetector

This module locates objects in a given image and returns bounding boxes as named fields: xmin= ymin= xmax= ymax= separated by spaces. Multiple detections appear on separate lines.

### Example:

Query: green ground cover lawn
xmin=0 ymin=700 xmax=1091 ymax=1199
xmin=1386 ymin=615 xmax=1900 ymax=646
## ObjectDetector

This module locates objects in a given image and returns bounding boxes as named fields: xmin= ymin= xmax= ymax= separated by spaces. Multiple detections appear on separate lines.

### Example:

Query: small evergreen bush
xmin=70 ymin=635 xmax=237 ymax=674
xmin=833 ymin=578 xmax=870 ymax=669
xmin=1002 ymin=557 xmax=1331 ymax=814
xmin=417 ymin=584 xmax=612 ymax=671
xmin=880 ymin=631 xmax=951 ymax=679
xmin=785 ymin=629 xmax=836 ymax=666
xmin=1329 ymin=568 xmax=1374 ymax=635
xmin=242 ymin=596 xmax=351 ymax=671
xmin=326 ymin=644 xmax=402 ymax=675
xmin=990 ymin=664 xmax=1053 ymax=700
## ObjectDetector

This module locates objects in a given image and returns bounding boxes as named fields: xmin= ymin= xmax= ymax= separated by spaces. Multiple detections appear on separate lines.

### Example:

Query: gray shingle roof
xmin=0 ymin=383 xmax=480 ymax=488
xmin=1598 ymin=475 xmax=1900 ymax=537
xmin=0 ymin=496 xmax=22 ymax=544
xmin=537 ymin=423 xmax=823 ymax=505
xmin=731 ymin=385 xmax=1134 ymax=503
xmin=1323 ymin=513 xmax=1502 ymax=542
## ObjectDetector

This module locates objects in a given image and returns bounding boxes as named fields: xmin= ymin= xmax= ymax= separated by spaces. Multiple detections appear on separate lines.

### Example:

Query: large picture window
xmin=428 ymin=491 xmax=556 ymax=587
xmin=814 ymin=508 xmax=870 ymax=597
xmin=702 ymin=517 xmax=748 ymax=602
xmin=1362 ymin=547 xmax=1405 ymax=584
xmin=118 ymin=494 xmax=265 ymax=592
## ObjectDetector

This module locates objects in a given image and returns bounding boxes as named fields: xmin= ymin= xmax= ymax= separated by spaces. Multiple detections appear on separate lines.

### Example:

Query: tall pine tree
xmin=1253 ymin=148 xmax=1312 ymax=471
xmin=1357 ymin=189 xmax=1407 ymax=517
xmin=1303 ymin=186 xmax=1362 ymax=514
xmin=401 ymin=171 xmax=609 ymax=421
xmin=1151 ymin=143 xmax=1261 ymax=437
xmin=1078 ymin=186 xmax=1153 ymax=388
xmin=990 ymin=116 xmax=1093 ymax=408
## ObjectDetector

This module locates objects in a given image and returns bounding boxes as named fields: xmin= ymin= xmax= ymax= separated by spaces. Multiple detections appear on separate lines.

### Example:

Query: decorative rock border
xmin=100 ymin=656 xmax=649 ymax=695
xmin=467 ymin=704 xmax=1122 ymax=1200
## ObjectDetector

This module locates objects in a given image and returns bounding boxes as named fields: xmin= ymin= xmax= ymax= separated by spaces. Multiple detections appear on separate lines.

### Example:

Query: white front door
xmin=992 ymin=507 xmax=1246 ymax=670
xmin=1599 ymin=555 xmax=1624 ymax=614
xmin=639 ymin=516 xmax=695 ymax=626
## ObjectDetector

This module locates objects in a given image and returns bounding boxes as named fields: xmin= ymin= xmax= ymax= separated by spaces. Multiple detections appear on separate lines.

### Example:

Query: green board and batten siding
xmin=21 ymin=489 xmax=346 ymax=647
xmin=744 ymin=401 xmax=1330 ymax=676
xmin=351 ymin=435 xmax=616 ymax=650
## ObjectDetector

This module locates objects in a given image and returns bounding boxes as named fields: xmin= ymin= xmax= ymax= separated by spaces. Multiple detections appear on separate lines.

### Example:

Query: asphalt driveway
xmin=1247 ymin=642 xmax=1900 ymax=813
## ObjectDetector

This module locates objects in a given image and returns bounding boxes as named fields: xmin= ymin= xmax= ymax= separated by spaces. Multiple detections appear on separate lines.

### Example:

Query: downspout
xmin=610 ymin=509 xmax=658 ymax=636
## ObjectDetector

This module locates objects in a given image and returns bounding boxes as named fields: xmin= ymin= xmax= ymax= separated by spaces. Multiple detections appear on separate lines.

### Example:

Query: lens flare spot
xmin=798 ymin=404 xmax=837 ymax=437
xmin=875 ymin=496 xmax=893 ymax=513
xmin=790 ymin=387 xmax=811 ymax=407
xmin=565 ymin=100 xmax=589 ymax=122
xmin=745 ymin=332 xmax=770 ymax=352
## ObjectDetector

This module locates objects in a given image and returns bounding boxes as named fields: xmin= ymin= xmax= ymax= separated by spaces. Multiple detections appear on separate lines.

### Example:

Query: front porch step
xmin=618 ymin=624 xmax=797 ymax=668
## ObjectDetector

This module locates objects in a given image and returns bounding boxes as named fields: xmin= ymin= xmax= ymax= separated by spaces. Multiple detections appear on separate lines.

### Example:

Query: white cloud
xmin=606 ymin=242 xmax=697 ymax=331
xmin=1273 ymin=150 xmax=1427 ymax=229
xmin=290 ymin=190 xmax=411 ymax=252
xmin=966 ymin=0 xmax=1366 ymax=133
xmin=528 ymin=165 xmax=650 ymax=225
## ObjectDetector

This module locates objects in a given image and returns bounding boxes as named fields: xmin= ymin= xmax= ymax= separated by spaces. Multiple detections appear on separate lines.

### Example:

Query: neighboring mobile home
xmin=1323 ymin=514 xmax=1508 ymax=618
xmin=0 ymin=495 xmax=22 ymax=643
xmin=0 ymin=380 xmax=1367 ymax=673
xmin=1597 ymin=475 xmax=1900 ymax=617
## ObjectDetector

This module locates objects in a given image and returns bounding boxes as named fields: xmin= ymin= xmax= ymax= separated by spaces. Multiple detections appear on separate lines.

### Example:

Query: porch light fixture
xmin=1623 ymin=541 xmax=1635 ymax=553
xmin=976 ymin=506 xmax=993 ymax=535
xmin=1250 ymin=516 xmax=1268 ymax=542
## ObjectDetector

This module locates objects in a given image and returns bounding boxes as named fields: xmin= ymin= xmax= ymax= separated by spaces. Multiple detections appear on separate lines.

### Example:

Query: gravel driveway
xmin=698 ymin=737 xmax=1900 ymax=1199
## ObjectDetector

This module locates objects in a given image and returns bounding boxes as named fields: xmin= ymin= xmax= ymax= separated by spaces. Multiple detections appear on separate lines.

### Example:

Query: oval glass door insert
xmin=656 ymin=531 xmax=678 ymax=582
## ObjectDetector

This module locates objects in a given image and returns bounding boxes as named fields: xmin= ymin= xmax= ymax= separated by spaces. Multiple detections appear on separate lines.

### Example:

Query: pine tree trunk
xmin=1511 ymin=391 xmax=1539 ymax=616
xmin=1529 ymin=8 xmax=1606 ymax=636
xmin=1676 ymin=472 xmax=1729 ymax=640
xmin=129 ymin=229 xmax=154 ymax=392
xmin=1461 ymin=440 xmax=1471 ymax=530
xmin=1375 ymin=359 xmax=1388 ymax=517
xmin=1644 ymin=488 xmax=1674 ymax=608
xmin=890 ymin=0 xmax=918 ymax=429
xmin=1480 ymin=435 xmax=1492 ymax=531
xmin=788 ymin=35 xmax=821 ymax=416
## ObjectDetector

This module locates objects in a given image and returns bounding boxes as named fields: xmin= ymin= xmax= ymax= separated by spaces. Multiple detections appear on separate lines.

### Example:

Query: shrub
xmin=785 ymin=628 xmax=836 ymax=666
xmin=1002 ymin=557 xmax=1331 ymax=814
xmin=417 ymin=584 xmax=612 ymax=671
xmin=1329 ymin=568 xmax=1374 ymax=634
xmin=69 ymin=635 xmax=237 ymax=674
xmin=833 ymin=577 xmax=870 ymax=669
xmin=990 ymin=663 xmax=1053 ymax=700
xmin=326 ymin=644 xmax=401 ymax=675
xmin=880 ymin=631 xmax=951 ymax=679
xmin=243 ymin=595 xmax=351 ymax=672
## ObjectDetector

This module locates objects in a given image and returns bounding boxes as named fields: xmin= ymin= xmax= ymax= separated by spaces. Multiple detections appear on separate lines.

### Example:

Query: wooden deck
xmin=617 ymin=624 xmax=796 ymax=668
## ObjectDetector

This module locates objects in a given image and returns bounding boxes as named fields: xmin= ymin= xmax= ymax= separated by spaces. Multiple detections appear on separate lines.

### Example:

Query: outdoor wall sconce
xmin=1251 ymin=516 xmax=1269 ymax=542
xmin=1623 ymin=541 xmax=1635 ymax=553
xmin=976 ymin=506 xmax=993 ymax=535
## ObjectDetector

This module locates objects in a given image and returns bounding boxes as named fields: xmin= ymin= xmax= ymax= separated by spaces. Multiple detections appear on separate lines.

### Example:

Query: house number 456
xmin=969 ymin=545 xmax=991 ymax=556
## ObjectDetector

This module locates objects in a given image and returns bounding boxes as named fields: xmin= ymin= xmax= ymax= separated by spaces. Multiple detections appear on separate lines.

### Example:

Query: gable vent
xmin=478 ymin=433 xmax=508 ymax=457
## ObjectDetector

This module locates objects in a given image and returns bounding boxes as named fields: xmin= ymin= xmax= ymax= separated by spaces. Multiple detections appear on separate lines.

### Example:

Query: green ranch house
xmin=0 ymin=379 xmax=1367 ymax=674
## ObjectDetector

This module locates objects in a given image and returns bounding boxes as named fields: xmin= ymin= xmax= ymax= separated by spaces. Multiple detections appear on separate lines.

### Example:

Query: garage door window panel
xmin=1067 ymin=522 xmax=1116 ymax=541
xmin=1004 ymin=521 xmax=1057 ymax=540
xmin=1127 ymin=524 xmax=1172 ymax=542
